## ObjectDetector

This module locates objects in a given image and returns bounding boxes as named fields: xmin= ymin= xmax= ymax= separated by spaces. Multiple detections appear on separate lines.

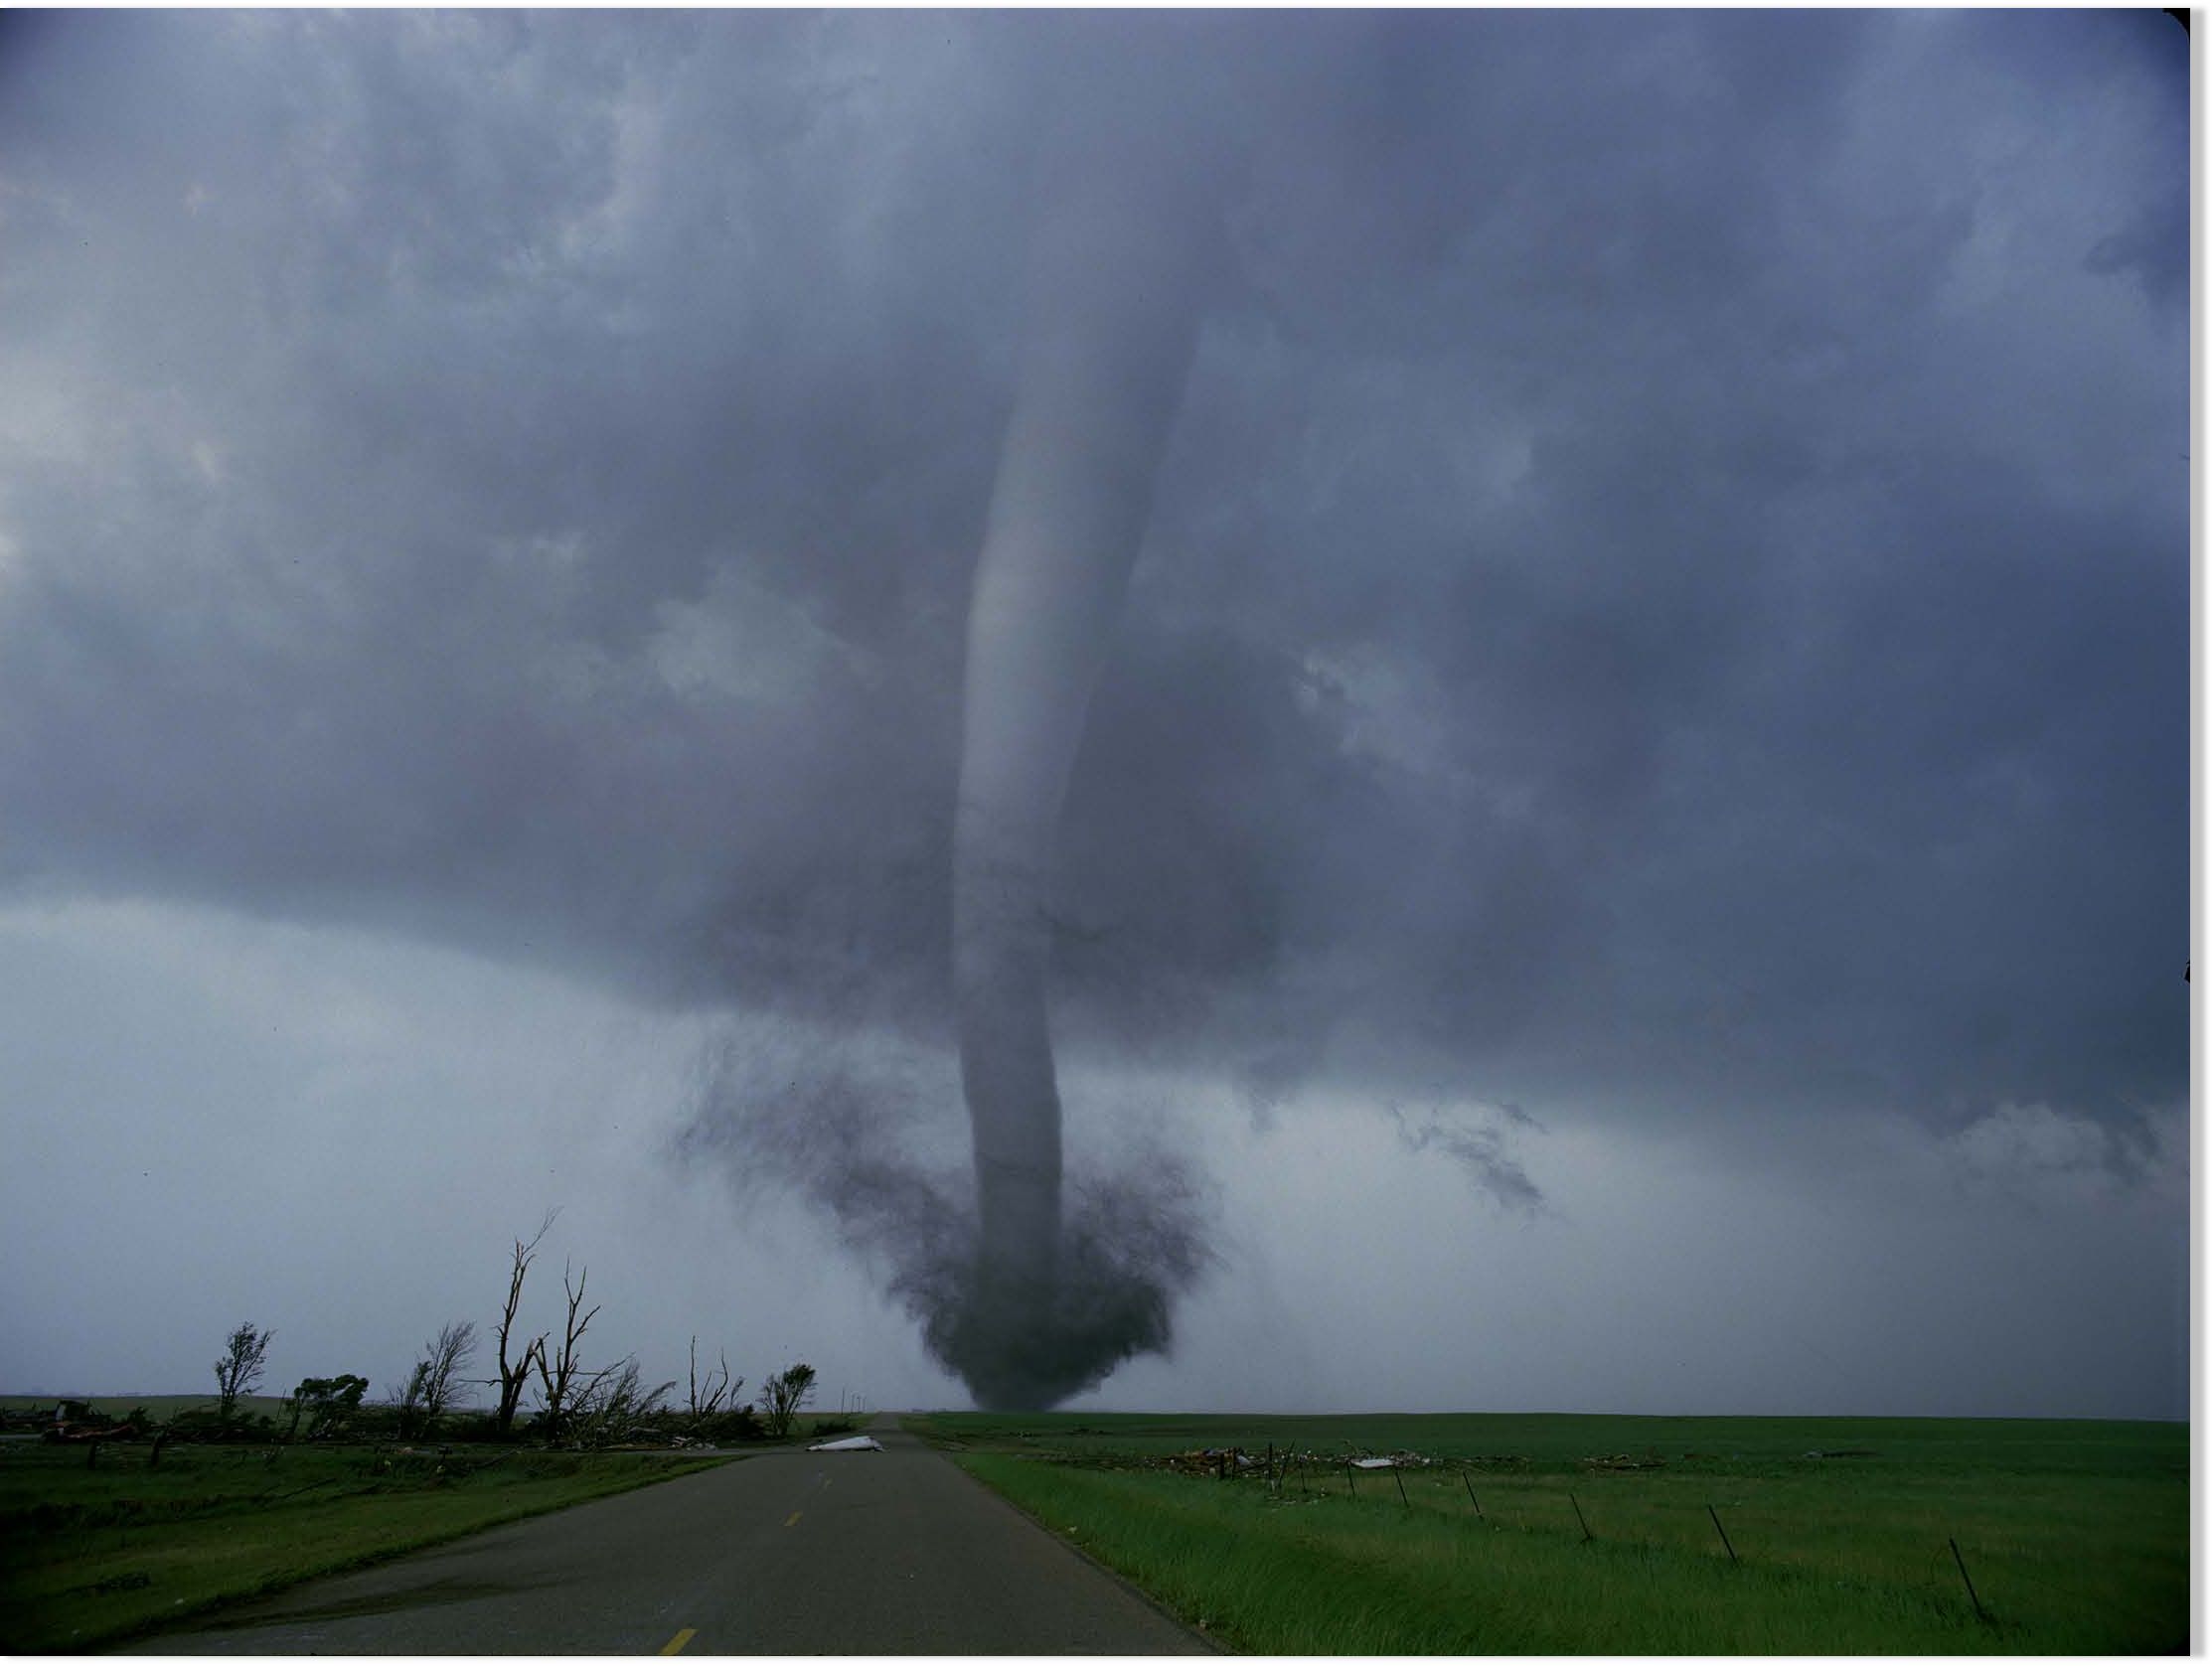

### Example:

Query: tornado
xmin=940 ymin=122 xmax=1223 ymax=1408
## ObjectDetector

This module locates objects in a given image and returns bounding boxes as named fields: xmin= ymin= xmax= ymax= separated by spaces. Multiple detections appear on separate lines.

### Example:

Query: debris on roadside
xmin=808 ymin=1435 xmax=883 ymax=1452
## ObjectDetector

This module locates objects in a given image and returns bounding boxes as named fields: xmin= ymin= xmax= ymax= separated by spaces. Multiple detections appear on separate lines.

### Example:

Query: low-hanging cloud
xmin=1388 ymin=1101 xmax=1545 ymax=1215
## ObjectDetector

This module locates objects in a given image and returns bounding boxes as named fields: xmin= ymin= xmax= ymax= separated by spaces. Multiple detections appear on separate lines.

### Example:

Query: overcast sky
xmin=0 ymin=9 xmax=2188 ymax=1419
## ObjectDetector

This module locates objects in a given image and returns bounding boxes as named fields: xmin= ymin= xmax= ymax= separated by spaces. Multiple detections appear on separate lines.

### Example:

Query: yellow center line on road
xmin=658 ymin=1627 xmax=697 ymax=1655
xmin=785 ymin=1510 xmax=802 ymax=1527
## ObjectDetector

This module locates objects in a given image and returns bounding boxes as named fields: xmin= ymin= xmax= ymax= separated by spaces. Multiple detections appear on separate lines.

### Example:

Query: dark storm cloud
xmin=0 ymin=12 xmax=2185 ymax=1143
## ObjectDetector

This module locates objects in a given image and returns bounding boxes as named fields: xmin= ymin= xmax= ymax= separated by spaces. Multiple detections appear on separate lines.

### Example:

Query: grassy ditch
xmin=917 ymin=1412 xmax=2184 ymax=1654
xmin=0 ymin=1441 xmax=730 ymax=1652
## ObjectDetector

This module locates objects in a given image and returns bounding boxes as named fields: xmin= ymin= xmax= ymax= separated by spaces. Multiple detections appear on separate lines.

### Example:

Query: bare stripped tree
xmin=686 ymin=1336 xmax=741 ymax=1429
xmin=491 ymin=1213 xmax=555 ymax=1438
xmin=533 ymin=1261 xmax=600 ymax=1440
xmin=411 ymin=1321 xmax=478 ymax=1431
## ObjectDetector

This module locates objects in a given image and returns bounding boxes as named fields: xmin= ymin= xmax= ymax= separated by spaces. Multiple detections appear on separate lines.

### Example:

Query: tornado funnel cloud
xmin=946 ymin=135 xmax=1220 ymax=1408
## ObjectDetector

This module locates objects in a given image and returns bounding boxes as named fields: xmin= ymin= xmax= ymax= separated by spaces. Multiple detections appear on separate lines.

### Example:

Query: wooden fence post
xmin=1707 ymin=1504 xmax=1737 ymax=1564
xmin=1950 ymin=1538 xmax=1989 ymax=1622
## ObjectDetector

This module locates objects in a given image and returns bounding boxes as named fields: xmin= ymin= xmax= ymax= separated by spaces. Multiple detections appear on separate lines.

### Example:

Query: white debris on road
xmin=808 ymin=1436 xmax=884 ymax=1451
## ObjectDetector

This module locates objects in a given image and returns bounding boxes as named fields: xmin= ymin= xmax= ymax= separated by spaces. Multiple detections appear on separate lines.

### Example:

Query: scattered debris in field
xmin=1580 ymin=1453 xmax=1666 ymax=1471
xmin=1158 ymin=1447 xmax=1237 ymax=1476
xmin=1138 ymin=1445 xmax=1460 ymax=1478
xmin=1801 ymin=1448 xmax=1877 ymax=1459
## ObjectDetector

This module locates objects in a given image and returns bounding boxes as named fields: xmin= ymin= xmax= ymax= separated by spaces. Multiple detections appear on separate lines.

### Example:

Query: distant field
xmin=1 ymin=1394 xmax=296 ymax=1422
xmin=0 ymin=1440 xmax=728 ymax=1651
xmin=911 ymin=1411 xmax=2187 ymax=1654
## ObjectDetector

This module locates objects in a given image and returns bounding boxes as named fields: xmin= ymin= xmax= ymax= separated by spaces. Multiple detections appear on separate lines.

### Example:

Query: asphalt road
xmin=119 ymin=1418 xmax=1209 ymax=1655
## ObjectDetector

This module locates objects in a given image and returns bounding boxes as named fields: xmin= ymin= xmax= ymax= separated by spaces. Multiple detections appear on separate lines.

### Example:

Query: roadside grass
xmin=917 ymin=1413 xmax=2183 ymax=1654
xmin=0 ymin=1442 xmax=730 ymax=1652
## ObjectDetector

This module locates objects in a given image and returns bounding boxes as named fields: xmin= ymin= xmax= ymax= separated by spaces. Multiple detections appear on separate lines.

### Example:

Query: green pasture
xmin=0 ymin=1440 xmax=727 ymax=1652
xmin=913 ymin=1411 xmax=2186 ymax=1654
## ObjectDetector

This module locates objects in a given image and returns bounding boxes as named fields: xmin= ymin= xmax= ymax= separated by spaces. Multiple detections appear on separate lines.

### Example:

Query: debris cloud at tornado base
xmin=678 ymin=1030 xmax=1212 ymax=1409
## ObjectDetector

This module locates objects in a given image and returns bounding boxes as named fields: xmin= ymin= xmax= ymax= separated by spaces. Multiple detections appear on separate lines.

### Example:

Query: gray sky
xmin=0 ymin=10 xmax=2187 ymax=1418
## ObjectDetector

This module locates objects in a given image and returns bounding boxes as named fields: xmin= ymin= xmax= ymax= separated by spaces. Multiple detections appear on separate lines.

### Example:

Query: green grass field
xmin=0 ymin=1440 xmax=728 ymax=1652
xmin=912 ymin=1412 xmax=2186 ymax=1654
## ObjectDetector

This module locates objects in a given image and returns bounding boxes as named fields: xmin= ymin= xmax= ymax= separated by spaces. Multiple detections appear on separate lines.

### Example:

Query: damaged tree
xmin=687 ymin=1336 xmax=741 ymax=1429
xmin=397 ymin=1321 xmax=476 ymax=1437
xmin=759 ymin=1362 xmax=817 ymax=1439
xmin=418 ymin=1321 xmax=477 ymax=1424
xmin=491 ymin=1214 xmax=554 ymax=1438
xmin=569 ymin=1356 xmax=677 ymax=1448
xmin=213 ymin=1321 xmax=274 ymax=1424
xmin=533 ymin=1262 xmax=600 ymax=1441
xmin=282 ymin=1374 xmax=368 ymax=1442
